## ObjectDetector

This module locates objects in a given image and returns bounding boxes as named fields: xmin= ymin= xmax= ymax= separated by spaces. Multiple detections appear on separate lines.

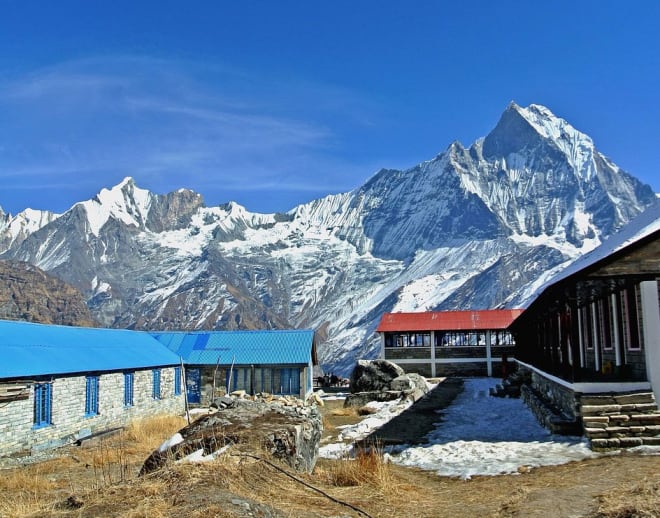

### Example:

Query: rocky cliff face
xmin=0 ymin=103 xmax=655 ymax=372
xmin=0 ymin=260 xmax=97 ymax=326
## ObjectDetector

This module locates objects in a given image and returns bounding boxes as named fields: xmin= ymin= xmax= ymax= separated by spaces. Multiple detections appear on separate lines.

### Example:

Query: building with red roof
xmin=376 ymin=309 xmax=523 ymax=377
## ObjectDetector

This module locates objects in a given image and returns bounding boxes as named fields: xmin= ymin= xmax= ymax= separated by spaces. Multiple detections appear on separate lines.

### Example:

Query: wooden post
xmin=180 ymin=357 xmax=190 ymax=425
xmin=212 ymin=356 xmax=221 ymax=400
xmin=227 ymin=356 xmax=236 ymax=394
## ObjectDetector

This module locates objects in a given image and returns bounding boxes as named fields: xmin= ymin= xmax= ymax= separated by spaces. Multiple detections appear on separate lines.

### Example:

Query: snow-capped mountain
xmin=0 ymin=207 xmax=60 ymax=252
xmin=1 ymin=103 xmax=655 ymax=373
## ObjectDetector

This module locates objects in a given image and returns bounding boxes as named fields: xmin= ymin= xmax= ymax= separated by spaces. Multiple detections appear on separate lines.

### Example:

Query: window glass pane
xmin=152 ymin=369 xmax=161 ymax=400
xmin=33 ymin=383 xmax=52 ymax=427
xmin=85 ymin=376 xmax=99 ymax=416
xmin=124 ymin=373 xmax=134 ymax=406
xmin=173 ymin=367 xmax=181 ymax=396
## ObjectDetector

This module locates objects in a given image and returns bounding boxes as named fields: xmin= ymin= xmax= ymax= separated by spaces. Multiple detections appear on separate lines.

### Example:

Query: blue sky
xmin=1 ymin=1 xmax=658 ymax=215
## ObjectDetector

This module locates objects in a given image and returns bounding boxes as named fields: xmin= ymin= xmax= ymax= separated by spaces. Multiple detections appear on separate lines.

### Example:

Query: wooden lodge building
xmin=377 ymin=309 xmax=523 ymax=377
xmin=509 ymin=202 xmax=660 ymax=448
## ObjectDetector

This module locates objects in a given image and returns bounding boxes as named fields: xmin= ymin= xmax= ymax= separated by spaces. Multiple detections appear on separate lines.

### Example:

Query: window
xmin=33 ymin=382 xmax=52 ymax=428
xmin=388 ymin=332 xmax=431 ymax=347
xmin=152 ymin=369 xmax=161 ymax=400
xmin=85 ymin=376 xmax=99 ymax=416
xmin=173 ymin=367 xmax=181 ymax=396
xmin=242 ymin=368 xmax=250 ymax=391
xmin=124 ymin=372 xmax=134 ymax=406
xmin=279 ymin=368 xmax=300 ymax=395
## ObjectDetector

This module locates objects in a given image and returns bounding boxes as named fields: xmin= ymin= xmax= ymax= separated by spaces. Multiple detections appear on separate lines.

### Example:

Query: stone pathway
xmin=358 ymin=377 xmax=464 ymax=446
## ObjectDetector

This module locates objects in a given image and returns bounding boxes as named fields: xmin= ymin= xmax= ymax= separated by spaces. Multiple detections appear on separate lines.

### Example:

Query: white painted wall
xmin=640 ymin=280 xmax=660 ymax=404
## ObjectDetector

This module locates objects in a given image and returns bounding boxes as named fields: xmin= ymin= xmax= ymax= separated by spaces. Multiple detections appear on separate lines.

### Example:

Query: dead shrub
xmin=325 ymin=445 xmax=397 ymax=493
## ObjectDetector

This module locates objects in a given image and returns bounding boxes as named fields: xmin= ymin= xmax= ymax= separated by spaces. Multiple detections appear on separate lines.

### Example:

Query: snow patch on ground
xmin=319 ymin=398 xmax=413 ymax=459
xmin=389 ymin=378 xmax=596 ymax=479
xmin=320 ymin=378 xmax=604 ymax=479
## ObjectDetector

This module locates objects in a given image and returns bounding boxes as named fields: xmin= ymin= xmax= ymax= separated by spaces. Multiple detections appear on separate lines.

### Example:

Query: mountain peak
xmin=482 ymin=102 xmax=595 ymax=168
xmin=81 ymin=177 xmax=153 ymax=236
xmin=117 ymin=176 xmax=136 ymax=188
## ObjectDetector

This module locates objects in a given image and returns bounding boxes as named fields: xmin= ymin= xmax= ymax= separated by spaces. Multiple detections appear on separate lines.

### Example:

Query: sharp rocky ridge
xmin=0 ymin=102 xmax=655 ymax=373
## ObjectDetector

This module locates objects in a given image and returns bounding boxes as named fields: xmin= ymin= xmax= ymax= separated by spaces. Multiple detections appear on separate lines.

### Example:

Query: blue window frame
xmin=152 ymin=369 xmax=161 ymax=400
xmin=124 ymin=372 xmax=134 ymax=406
xmin=279 ymin=368 xmax=300 ymax=395
xmin=33 ymin=382 xmax=52 ymax=428
xmin=173 ymin=367 xmax=181 ymax=396
xmin=85 ymin=375 xmax=99 ymax=416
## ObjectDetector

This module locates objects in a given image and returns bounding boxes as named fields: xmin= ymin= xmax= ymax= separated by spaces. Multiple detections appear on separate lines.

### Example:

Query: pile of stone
xmin=140 ymin=394 xmax=322 ymax=476
xmin=489 ymin=368 xmax=530 ymax=398
xmin=212 ymin=390 xmax=314 ymax=408
xmin=344 ymin=359 xmax=430 ymax=407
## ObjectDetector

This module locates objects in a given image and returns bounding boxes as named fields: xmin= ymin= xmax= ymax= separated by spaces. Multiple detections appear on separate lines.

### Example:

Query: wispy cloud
xmin=0 ymin=55 xmax=381 ymax=213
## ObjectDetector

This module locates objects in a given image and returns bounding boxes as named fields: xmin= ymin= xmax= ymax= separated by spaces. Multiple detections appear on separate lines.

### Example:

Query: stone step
xmin=580 ymin=392 xmax=655 ymax=406
xmin=489 ymin=382 xmax=521 ymax=398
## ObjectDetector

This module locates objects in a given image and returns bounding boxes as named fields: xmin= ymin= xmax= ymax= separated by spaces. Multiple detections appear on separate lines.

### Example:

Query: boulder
xmin=349 ymin=359 xmax=405 ymax=393
xmin=403 ymin=373 xmax=431 ymax=394
xmin=140 ymin=398 xmax=322 ymax=475
xmin=390 ymin=375 xmax=414 ymax=392
xmin=210 ymin=396 xmax=235 ymax=409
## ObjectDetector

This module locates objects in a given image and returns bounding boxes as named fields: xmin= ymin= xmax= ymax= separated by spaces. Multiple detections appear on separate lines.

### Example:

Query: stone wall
xmin=528 ymin=369 xmax=580 ymax=419
xmin=435 ymin=361 xmax=488 ymax=377
xmin=385 ymin=348 xmax=431 ymax=360
xmin=0 ymin=367 xmax=184 ymax=457
xmin=518 ymin=363 xmax=660 ymax=449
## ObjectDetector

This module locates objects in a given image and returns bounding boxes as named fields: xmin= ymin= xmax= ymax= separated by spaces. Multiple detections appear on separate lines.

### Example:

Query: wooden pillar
xmin=610 ymin=292 xmax=622 ymax=367
xmin=430 ymin=331 xmax=436 ymax=377
xmin=577 ymin=306 xmax=585 ymax=368
xmin=568 ymin=302 xmax=581 ymax=382
xmin=486 ymin=330 xmax=492 ymax=377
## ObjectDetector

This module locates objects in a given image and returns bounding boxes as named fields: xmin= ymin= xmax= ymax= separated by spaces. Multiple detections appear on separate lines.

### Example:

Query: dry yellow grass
xmin=0 ymin=414 xmax=186 ymax=518
xmin=591 ymin=472 xmax=660 ymax=518
xmin=323 ymin=446 xmax=396 ymax=492
xmin=123 ymin=414 xmax=187 ymax=448
xmin=329 ymin=406 xmax=359 ymax=417
xmin=321 ymin=399 xmax=361 ymax=439
xmin=2 ymin=408 xmax=660 ymax=517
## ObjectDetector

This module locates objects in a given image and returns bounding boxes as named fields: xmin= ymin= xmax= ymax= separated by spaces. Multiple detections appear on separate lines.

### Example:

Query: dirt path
xmin=359 ymin=377 xmax=464 ymax=446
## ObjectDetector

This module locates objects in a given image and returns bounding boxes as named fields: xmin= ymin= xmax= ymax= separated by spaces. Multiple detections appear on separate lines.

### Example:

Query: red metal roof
xmin=376 ymin=309 xmax=524 ymax=332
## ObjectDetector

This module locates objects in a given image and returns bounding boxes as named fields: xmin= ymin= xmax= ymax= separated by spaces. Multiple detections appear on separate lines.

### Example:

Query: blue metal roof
xmin=151 ymin=329 xmax=315 ymax=366
xmin=0 ymin=320 xmax=182 ymax=379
